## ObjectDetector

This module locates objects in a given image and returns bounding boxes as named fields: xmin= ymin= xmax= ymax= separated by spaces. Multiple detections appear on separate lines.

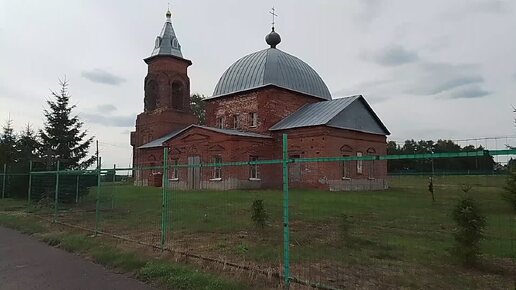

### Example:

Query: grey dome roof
xmin=211 ymin=48 xmax=332 ymax=100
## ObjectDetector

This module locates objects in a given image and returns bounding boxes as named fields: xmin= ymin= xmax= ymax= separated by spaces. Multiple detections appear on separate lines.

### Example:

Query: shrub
xmin=503 ymin=171 xmax=516 ymax=211
xmin=451 ymin=196 xmax=486 ymax=266
xmin=251 ymin=199 xmax=268 ymax=228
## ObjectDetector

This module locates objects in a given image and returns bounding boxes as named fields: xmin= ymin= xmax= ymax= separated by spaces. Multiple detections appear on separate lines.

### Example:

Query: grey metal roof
xmin=138 ymin=125 xmax=271 ymax=149
xmin=200 ymin=126 xmax=272 ymax=138
xmin=138 ymin=128 xmax=185 ymax=149
xmin=210 ymin=48 xmax=332 ymax=100
xmin=269 ymin=95 xmax=390 ymax=135
xmin=148 ymin=13 xmax=183 ymax=59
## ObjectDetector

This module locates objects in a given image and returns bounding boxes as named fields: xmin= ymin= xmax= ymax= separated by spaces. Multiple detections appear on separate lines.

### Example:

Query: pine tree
xmin=17 ymin=124 xmax=40 ymax=162
xmin=39 ymin=79 xmax=95 ymax=170
xmin=0 ymin=119 xmax=17 ymax=165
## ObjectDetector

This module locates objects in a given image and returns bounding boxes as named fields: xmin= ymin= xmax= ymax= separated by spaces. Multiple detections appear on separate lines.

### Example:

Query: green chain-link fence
xmin=1 ymin=136 xmax=515 ymax=289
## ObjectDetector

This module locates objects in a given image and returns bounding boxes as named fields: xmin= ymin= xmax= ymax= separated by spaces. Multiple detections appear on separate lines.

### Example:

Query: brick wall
xmin=273 ymin=126 xmax=388 ymax=190
xmin=205 ymin=86 xmax=321 ymax=134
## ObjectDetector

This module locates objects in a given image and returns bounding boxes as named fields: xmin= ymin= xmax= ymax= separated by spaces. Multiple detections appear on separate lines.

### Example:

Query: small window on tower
xmin=250 ymin=112 xmax=258 ymax=127
xmin=155 ymin=37 xmax=161 ymax=48
xmin=172 ymin=38 xmax=179 ymax=49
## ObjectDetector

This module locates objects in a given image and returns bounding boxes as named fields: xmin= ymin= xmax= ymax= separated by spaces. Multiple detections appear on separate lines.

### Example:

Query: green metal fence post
xmin=27 ymin=160 xmax=33 ymax=206
xmin=161 ymin=147 xmax=169 ymax=250
xmin=112 ymin=164 xmax=116 ymax=209
xmin=75 ymin=174 xmax=80 ymax=203
xmin=282 ymin=133 xmax=290 ymax=288
xmin=95 ymin=157 xmax=101 ymax=236
xmin=53 ymin=161 xmax=60 ymax=223
xmin=2 ymin=163 xmax=6 ymax=199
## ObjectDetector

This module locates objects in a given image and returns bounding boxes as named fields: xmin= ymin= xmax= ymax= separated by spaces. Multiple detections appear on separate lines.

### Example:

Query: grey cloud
xmin=82 ymin=113 xmax=134 ymax=127
xmin=404 ymin=62 xmax=486 ymax=95
xmin=447 ymin=85 xmax=490 ymax=99
xmin=81 ymin=69 xmax=126 ymax=86
xmin=96 ymin=104 xmax=117 ymax=113
xmin=333 ymin=79 xmax=396 ymax=97
xmin=335 ymin=62 xmax=489 ymax=100
xmin=368 ymin=46 xmax=419 ymax=67
xmin=472 ymin=0 xmax=507 ymax=14
xmin=356 ymin=0 xmax=382 ymax=23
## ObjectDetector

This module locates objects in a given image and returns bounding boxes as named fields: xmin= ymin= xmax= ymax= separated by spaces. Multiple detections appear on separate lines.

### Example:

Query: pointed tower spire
xmin=149 ymin=8 xmax=183 ymax=59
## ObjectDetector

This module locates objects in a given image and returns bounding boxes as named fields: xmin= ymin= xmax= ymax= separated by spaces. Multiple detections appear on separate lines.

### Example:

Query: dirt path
xmin=0 ymin=226 xmax=156 ymax=290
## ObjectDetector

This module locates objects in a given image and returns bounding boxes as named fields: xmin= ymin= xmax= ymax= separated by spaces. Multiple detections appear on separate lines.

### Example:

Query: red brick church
xmin=130 ymin=10 xmax=390 ymax=191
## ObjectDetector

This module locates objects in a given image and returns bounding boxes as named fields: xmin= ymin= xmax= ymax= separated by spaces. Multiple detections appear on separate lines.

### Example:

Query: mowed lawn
xmin=1 ymin=175 xmax=514 ymax=289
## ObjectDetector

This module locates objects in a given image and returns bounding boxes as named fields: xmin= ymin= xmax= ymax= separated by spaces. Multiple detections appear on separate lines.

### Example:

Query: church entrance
xmin=187 ymin=156 xmax=201 ymax=190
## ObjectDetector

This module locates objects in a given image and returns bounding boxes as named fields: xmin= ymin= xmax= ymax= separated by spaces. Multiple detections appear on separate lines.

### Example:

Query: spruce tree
xmin=17 ymin=124 xmax=40 ymax=163
xmin=0 ymin=119 xmax=17 ymax=165
xmin=39 ymin=80 xmax=95 ymax=170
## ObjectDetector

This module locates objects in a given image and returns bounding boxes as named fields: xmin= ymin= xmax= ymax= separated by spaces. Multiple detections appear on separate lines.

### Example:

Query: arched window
xmin=366 ymin=147 xmax=376 ymax=179
xmin=171 ymin=81 xmax=184 ymax=110
xmin=144 ymin=80 xmax=158 ymax=112
xmin=340 ymin=145 xmax=353 ymax=179
xmin=155 ymin=37 xmax=161 ymax=48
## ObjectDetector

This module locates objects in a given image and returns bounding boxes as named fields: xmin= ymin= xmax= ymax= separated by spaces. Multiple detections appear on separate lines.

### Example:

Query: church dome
xmin=211 ymin=30 xmax=332 ymax=100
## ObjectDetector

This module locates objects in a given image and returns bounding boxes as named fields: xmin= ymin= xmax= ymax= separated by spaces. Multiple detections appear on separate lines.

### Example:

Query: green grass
xmin=138 ymin=262 xmax=243 ymax=290
xmin=2 ymin=174 xmax=515 ymax=289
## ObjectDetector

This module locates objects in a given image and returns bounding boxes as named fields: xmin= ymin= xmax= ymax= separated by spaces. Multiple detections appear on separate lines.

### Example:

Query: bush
xmin=451 ymin=196 xmax=486 ymax=266
xmin=251 ymin=199 xmax=268 ymax=228
xmin=503 ymin=171 xmax=516 ymax=211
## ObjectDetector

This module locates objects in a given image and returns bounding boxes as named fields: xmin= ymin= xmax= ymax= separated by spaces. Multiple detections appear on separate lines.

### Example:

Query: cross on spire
xmin=269 ymin=7 xmax=278 ymax=30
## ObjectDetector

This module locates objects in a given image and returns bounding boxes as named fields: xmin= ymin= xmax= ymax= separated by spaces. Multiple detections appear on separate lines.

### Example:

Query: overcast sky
xmin=1 ymin=0 xmax=515 ymax=167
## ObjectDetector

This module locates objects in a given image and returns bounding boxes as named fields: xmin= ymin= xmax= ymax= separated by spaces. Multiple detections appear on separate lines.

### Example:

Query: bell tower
xmin=131 ymin=9 xmax=198 ymax=159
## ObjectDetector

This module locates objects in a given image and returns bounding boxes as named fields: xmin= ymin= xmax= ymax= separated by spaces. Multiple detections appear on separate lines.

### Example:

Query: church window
xmin=249 ymin=156 xmax=259 ymax=179
xmin=171 ymin=158 xmax=179 ymax=179
xmin=250 ymin=112 xmax=258 ymax=127
xmin=340 ymin=145 xmax=352 ymax=179
xmin=342 ymin=155 xmax=351 ymax=179
xmin=155 ymin=37 xmax=161 ymax=48
xmin=216 ymin=117 xmax=225 ymax=129
xmin=144 ymin=80 xmax=158 ymax=112
xmin=233 ymin=115 xmax=240 ymax=129
xmin=213 ymin=155 xmax=222 ymax=179
xmin=356 ymin=151 xmax=363 ymax=174
xmin=171 ymin=81 xmax=184 ymax=110
xmin=366 ymin=148 xmax=376 ymax=179
xmin=172 ymin=38 xmax=179 ymax=49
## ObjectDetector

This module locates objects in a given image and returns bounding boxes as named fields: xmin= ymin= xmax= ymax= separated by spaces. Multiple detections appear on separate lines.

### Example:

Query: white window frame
xmin=342 ymin=155 xmax=351 ymax=180
xmin=213 ymin=155 xmax=222 ymax=179
xmin=356 ymin=152 xmax=363 ymax=175
xmin=233 ymin=115 xmax=239 ymax=129
xmin=250 ymin=112 xmax=258 ymax=127
xmin=216 ymin=117 xmax=225 ymax=129
xmin=170 ymin=158 xmax=179 ymax=180
xmin=249 ymin=156 xmax=260 ymax=180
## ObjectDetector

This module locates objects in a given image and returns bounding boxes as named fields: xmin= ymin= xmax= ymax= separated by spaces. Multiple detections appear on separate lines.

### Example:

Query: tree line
xmin=387 ymin=139 xmax=496 ymax=174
